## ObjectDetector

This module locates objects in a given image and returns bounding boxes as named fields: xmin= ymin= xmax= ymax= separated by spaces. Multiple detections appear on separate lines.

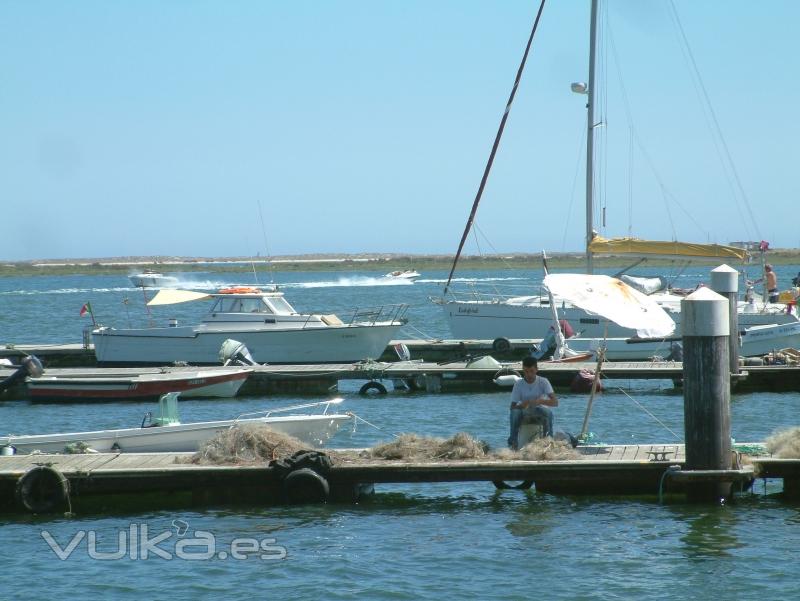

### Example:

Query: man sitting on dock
xmin=508 ymin=357 xmax=558 ymax=450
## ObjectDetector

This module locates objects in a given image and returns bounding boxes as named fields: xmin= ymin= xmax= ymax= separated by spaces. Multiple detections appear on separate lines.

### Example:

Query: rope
xmin=349 ymin=413 xmax=400 ymax=438
xmin=443 ymin=0 xmax=548 ymax=294
xmin=614 ymin=385 xmax=681 ymax=440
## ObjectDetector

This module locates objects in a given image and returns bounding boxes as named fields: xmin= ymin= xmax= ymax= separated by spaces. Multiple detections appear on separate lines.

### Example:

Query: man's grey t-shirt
xmin=511 ymin=376 xmax=554 ymax=415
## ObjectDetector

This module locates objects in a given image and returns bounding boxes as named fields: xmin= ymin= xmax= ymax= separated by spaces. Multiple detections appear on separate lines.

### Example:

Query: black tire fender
xmin=15 ymin=465 xmax=70 ymax=513
xmin=492 ymin=337 xmax=512 ymax=353
xmin=283 ymin=468 xmax=330 ymax=504
xmin=359 ymin=381 xmax=388 ymax=395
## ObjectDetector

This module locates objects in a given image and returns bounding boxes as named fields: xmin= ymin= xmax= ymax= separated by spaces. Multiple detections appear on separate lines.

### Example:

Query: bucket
xmin=1 ymin=445 xmax=16 ymax=456
xmin=168 ymin=318 xmax=178 ymax=327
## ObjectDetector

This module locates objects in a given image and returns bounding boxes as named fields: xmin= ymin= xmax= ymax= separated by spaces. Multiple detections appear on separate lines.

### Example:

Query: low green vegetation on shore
xmin=2 ymin=250 xmax=800 ymax=277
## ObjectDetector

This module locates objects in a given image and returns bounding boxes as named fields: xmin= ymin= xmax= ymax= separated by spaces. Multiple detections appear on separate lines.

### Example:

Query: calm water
xmin=1 ymin=266 xmax=799 ymax=599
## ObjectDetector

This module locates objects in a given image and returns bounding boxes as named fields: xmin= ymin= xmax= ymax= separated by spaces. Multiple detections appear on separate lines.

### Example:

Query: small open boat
xmin=25 ymin=366 xmax=251 ymax=401
xmin=0 ymin=395 xmax=351 ymax=453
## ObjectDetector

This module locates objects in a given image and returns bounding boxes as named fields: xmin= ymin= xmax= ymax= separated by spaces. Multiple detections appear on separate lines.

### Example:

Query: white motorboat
xmin=0 ymin=395 xmax=352 ymax=454
xmin=92 ymin=286 xmax=408 ymax=365
xmin=129 ymin=270 xmax=179 ymax=288
xmin=385 ymin=270 xmax=420 ymax=282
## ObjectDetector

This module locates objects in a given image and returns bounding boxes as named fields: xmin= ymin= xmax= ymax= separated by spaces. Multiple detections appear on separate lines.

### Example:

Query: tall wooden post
xmin=681 ymin=287 xmax=732 ymax=502
xmin=710 ymin=264 xmax=740 ymax=376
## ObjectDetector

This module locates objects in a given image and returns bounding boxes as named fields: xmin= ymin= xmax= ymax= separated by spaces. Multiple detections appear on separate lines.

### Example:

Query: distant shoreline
xmin=2 ymin=250 xmax=800 ymax=277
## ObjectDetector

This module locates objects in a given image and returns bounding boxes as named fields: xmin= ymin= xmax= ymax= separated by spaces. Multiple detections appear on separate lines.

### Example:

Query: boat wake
xmin=420 ymin=276 xmax=527 ymax=284
xmin=285 ymin=277 xmax=415 ymax=289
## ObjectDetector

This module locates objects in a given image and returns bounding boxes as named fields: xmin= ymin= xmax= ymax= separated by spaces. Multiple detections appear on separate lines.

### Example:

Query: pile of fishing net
xmin=765 ymin=427 xmax=800 ymax=459
xmin=365 ymin=432 xmax=579 ymax=462
xmin=493 ymin=438 xmax=581 ymax=461
xmin=367 ymin=432 xmax=490 ymax=461
xmin=187 ymin=424 xmax=310 ymax=465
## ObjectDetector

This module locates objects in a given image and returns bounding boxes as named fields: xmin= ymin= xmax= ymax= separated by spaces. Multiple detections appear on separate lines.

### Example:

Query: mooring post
xmin=710 ymin=264 xmax=740 ymax=376
xmin=682 ymin=287 xmax=732 ymax=502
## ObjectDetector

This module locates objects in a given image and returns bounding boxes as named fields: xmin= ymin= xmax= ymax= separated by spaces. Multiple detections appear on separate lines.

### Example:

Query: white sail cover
xmin=543 ymin=274 xmax=676 ymax=338
xmin=146 ymin=289 xmax=212 ymax=306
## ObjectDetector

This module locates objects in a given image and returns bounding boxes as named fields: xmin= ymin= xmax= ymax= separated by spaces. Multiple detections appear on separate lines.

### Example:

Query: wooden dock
xmin=2 ymin=339 xmax=799 ymax=397
xmin=0 ymin=443 xmax=785 ymax=514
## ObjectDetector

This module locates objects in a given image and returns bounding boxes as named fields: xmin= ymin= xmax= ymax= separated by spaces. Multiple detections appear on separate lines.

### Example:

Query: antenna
xmin=256 ymin=200 xmax=275 ymax=286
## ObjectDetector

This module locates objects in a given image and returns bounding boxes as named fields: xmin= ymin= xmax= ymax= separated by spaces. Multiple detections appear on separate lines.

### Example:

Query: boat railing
xmin=345 ymin=303 xmax=409 ymax=326
xmin=441 ymin=283 xmax=547 ymax=304
xmin=233 ymin=398 xmax=345 ymax=422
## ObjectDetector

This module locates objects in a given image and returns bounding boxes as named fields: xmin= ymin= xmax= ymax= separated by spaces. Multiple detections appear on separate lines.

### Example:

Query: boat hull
xmin=26 ymin=368 xmax=251 ymax=401
xmin=1 ymin=414 xmax=352 ymax=454
xmin=563 ymin=322 xmax=800 ymax=361
xmin=442 ymin=297 xmax=799 ymax=340
xmin=93 ymin=323 xmax=401 ymax=365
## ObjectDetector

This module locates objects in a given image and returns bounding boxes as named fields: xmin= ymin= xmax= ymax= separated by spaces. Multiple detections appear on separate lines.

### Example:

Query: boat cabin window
xmin=212 ymin=297 xmax=274 ymax=314
xmin=265 ymin=296 xmax=295 ymax=314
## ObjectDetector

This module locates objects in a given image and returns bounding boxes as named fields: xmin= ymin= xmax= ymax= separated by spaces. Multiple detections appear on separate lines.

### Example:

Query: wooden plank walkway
xmin=4 ymin=443 xmax=793 ymax=513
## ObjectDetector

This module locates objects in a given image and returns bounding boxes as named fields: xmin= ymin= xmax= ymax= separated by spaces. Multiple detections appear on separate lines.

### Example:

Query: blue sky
xmin=2 ymin=1 xmax=799 ymax=261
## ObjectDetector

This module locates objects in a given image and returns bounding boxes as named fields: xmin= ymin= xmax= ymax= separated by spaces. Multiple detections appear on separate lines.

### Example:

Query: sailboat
xmin=437 ymin=0 xmax=798 ymax=344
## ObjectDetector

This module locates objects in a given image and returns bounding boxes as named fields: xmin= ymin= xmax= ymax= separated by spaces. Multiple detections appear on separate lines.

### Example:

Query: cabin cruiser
xmin=92 ymin=286 xmax=408 ymax=365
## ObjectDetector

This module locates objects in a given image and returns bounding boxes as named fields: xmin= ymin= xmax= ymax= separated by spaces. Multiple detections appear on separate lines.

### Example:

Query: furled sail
xmin=588 ymin=236 xmax=749 ymax=261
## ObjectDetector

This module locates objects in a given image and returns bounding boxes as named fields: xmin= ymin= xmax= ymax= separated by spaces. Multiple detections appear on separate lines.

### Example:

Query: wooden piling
xmin=710 ymin=264 xmax=740 ymax=376
xmin=681 ymin=287 xmax=732 ymax=502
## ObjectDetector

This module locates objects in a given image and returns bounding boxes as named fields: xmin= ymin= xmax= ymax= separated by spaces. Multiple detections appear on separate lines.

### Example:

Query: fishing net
xmin=765 ymin=427 xmax=800 ymax=459
xmin=368 ymin=432 xmax=489 ymax=461
xmin=492 ymin=438 xmax=580 ymax=461
xmin=187 ymin=424 xmax=310 ymax=465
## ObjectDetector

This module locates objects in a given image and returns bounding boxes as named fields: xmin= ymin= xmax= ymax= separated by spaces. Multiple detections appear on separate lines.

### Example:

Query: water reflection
xmin=671 ymin=506 xmax=744 ymax=558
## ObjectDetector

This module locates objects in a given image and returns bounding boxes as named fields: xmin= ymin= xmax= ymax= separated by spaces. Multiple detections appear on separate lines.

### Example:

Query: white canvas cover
xmin=146 ymin=289 xmax=212 ymax=306
xmin=544 ymin=274 xmax=676 ymax=338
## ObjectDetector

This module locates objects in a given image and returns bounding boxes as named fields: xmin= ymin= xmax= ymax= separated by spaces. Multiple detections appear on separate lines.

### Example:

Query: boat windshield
xmin=212 ymin=297 xmax=274 ymax=314
xmin=265 ymin=296 xmax=295 ymax=314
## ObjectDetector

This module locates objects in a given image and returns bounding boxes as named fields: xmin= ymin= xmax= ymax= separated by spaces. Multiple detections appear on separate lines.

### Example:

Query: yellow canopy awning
xmin=146 ymin=289 xmax=212 ymax=306
xmin=588 ymin=236 xmax=749 ymax=261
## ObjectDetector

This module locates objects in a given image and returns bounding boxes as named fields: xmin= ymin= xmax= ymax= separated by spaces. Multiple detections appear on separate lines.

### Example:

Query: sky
xmin=2 ymin=0 xmax=799 ymax=261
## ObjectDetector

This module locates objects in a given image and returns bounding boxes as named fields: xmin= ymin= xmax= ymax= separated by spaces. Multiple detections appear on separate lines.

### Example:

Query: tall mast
xmin=585 ymin=0 xmax=599 ymax=274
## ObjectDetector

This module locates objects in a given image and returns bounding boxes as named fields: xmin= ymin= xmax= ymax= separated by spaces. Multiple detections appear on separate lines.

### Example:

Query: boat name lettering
xmin=580 ymin=318 xmax=600 ymax=324
xmin=458 ymin=307 xmax=479 ymax=314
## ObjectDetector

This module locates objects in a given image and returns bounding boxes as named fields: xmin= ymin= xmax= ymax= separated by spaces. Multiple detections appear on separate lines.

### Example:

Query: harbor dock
xmin=2 ymin=339 xmax=798 ymax=397
xmin=0 ymin=443 xmax=785 ymax=514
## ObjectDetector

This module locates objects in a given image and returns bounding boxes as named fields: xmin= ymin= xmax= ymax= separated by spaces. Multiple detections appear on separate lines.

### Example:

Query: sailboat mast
xmin=585 ymin=0 xmax=599 ymax=274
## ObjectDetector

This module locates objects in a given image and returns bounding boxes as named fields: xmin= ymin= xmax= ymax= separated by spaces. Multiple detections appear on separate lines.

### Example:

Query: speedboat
xmin=0 ymin=395 xmax=352 ymax=454
xmin=129 ymin=270 xmax=179 ymax=288
xmin=92 ymin=286 xmax=408 ymax=365
xmin=385 ymin=270 xmax=420 ymax=282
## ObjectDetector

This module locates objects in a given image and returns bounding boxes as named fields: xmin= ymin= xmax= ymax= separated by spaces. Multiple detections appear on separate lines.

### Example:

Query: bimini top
xmin=146 ymin=286 xmax=280 ymax=306
xmin=588 ymin=236 xmax=750 ymax=262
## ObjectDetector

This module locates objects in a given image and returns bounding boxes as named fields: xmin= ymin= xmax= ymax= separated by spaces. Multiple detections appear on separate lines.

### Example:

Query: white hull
xmin=564 ymin=322 xmax=800 ymax=361
xmin=1 ymin=414 xmax=352 ymax=454
xmin=93 ymin=323 xmax=400 ymax=365
xmin=26 ymin=367 xmax=251 ymax=400
xmin=442 ymin=295 xmax=798 ymax=340
xmin=129 ymin=274 xmax=178 ymax=288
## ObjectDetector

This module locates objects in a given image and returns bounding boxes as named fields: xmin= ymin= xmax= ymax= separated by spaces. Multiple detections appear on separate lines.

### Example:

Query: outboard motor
xmin=219 ymin=339 xmax=257 ymax=366
xmin=0 ymin=355 xmax=44 ymax=393
xmin=531 ymin=329 xmax=557 ymax=361
xmin=666 ymin=342 xmax=683 ymax=362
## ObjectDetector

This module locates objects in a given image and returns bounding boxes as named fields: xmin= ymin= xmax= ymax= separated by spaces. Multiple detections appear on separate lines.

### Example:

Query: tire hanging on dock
xmin=358 ymin=381 xmax=388 ymax=396
xmin=15 ymin=465 xmax=70 ymax=513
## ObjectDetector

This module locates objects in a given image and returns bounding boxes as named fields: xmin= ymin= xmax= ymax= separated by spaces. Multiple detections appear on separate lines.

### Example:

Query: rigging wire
xmin=666 ymin=0 xmax=760 ymax=242
xmin=560 ymin=123 xmax=587 ymax=251
xmin=443 ymin=0 xmax=548 ymax=295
